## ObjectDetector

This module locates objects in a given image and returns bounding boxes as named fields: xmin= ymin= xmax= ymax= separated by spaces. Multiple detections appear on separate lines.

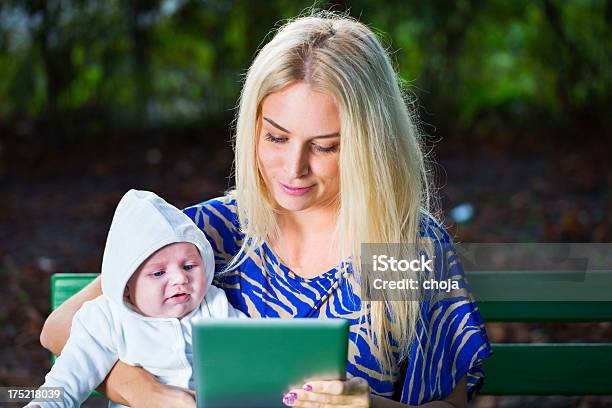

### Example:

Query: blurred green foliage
xmin=0 ymin=0 xmax=609 ymax=137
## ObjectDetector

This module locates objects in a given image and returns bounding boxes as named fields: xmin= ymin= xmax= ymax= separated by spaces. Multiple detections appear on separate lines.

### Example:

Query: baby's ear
xmin=123 ymin=286 xmax=130 ymax=299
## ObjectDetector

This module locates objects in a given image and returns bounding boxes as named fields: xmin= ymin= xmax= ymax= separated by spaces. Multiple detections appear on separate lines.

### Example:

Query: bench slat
xmin=467 ymin=270 xmax=612 ymax=302
xmin=482 ymin=343 xmax=612 ymax=395
xmin=51 ymin=273 xmax=99 ymax=310
xmin=477 ymin=300 xmax=612 ymax=322
xmin=468 ymin=270 xmax=612 ymax=322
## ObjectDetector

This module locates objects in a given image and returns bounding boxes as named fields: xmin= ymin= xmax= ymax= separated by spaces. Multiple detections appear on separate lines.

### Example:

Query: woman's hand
xmin=282 ymin=377 xmax=370 ymax=407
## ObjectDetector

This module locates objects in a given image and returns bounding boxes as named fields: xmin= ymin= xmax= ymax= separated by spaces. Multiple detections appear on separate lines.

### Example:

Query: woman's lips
xmin=280 ymin=182 xmax=313 ymax=196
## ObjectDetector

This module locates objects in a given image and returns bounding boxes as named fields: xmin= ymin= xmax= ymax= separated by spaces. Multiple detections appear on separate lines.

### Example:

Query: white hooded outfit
xmin=30 ymin=190 xmax=244 ymax=408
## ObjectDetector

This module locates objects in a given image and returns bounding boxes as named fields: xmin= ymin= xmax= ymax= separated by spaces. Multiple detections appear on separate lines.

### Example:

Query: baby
xmin=28 ymin=190 xmax=244 ymax=408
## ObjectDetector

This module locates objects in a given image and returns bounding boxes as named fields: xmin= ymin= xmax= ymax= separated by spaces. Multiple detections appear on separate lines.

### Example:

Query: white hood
xmin=101 ymin=189 xmax=215 ymax=312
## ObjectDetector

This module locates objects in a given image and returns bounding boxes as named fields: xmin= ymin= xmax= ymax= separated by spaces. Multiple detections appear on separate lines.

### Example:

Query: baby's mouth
xmin=166 ymin=292 xmax=190 ymax=303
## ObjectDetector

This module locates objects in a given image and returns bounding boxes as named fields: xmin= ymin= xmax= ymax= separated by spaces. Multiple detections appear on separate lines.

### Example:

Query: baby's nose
xmin=169 ymin=269 xmax=189 ymax=285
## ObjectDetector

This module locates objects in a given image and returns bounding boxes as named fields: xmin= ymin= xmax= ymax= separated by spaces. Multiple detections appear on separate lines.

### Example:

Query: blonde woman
xmin=41 ymin=13 xmax=492 ymax=408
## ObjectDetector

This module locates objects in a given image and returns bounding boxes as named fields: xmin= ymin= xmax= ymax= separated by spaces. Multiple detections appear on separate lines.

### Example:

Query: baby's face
xmin=125 ymin=242 xmax=207 ymax=318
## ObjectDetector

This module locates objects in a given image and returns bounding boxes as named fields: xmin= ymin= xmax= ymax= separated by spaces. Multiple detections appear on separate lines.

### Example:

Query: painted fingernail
xmin=303 ymin=384 xmax=313 ymax=391
xmin=283 ymin=392 xmax=297 ymax=405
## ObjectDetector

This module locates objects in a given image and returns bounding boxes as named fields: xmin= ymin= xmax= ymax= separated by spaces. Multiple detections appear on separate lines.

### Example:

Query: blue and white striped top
xmin=184 ymin=195 xmax=493 ymax=405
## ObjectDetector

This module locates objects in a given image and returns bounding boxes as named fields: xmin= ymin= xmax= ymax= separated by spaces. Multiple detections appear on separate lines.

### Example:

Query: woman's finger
xmin=300 ymin=380 xmax=345 ymax=395
xmin=302 ymin=377 xmax=370 ymax=396
xmin=284 ymin=389 xmax=355 ymax=405
xmin=290 ymin=402 xmax=356 ymax=408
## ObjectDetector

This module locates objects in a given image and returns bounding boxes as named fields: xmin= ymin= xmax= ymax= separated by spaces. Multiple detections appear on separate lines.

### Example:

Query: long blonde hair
xmin=231 ymin=11 xmax=435 ymax=373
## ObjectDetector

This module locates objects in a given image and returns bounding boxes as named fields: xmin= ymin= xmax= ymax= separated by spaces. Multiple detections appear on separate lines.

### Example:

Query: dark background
xmin=1 ymin=1 xmax=610 ymax=407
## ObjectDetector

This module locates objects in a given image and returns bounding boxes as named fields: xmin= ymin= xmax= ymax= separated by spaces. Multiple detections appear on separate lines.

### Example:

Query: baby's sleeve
xmin=27 ymin=299 xmax=118 ymax=408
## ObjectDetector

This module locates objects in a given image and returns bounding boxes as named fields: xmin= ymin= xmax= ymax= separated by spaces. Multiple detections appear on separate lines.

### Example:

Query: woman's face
xmin=257 ymin=81 xmax=341 ymax=213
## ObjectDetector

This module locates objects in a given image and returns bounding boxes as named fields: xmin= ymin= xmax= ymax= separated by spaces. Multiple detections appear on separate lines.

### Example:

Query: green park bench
xmin=51 ymin=271 xmax=612 ymax=397
xmin=471 ymin=270 xmax=612 ymax=395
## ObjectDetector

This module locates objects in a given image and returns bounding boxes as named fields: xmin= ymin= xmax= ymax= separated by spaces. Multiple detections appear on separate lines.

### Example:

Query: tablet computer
xmin=192 ymin=318 xmax=349 ymax=408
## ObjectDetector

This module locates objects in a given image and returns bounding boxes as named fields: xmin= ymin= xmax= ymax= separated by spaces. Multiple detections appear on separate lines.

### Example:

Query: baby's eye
xmin=151 ymin=270 xmax=165 ymax=277
xmin=184 ymin=264 xmax=195 ymax=271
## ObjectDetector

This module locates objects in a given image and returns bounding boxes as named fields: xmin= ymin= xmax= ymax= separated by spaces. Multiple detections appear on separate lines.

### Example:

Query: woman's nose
xmin=284 ymin=144 xmax=309 ymax=178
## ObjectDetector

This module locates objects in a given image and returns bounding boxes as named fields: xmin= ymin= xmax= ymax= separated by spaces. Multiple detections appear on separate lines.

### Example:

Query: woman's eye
xmin=264 ymin=133 xmax=286 ymax=143
xmin=312 ymin=143 xmax=338 ymax=154
xmin=152 ymin=271 xmax=165 ymax=277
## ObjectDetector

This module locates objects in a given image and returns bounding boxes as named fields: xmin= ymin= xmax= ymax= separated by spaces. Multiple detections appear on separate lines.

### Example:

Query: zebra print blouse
xmin=184 ymin=195 xmax=492 ymax=405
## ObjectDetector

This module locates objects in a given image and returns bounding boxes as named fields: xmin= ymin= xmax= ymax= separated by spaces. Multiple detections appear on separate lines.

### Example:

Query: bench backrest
xmin=50 ymin=272 xmax=612 ymax=395
xmin=471 ymin=270 xmax=612 ymax=395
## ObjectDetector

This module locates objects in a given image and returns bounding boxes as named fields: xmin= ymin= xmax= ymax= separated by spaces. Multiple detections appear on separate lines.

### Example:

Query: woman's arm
xmin=40 ymin=276 xmax=196 ymax=407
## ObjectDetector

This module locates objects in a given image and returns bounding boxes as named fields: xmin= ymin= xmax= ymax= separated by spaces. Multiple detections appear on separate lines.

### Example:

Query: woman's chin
xmin=274 ymin=194 xmax=315 ymax=213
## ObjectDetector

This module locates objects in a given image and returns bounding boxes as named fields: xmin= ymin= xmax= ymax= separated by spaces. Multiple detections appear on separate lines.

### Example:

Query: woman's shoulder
xmin=183 ymin=193 xmax=243 ymax=263
xmin=183 ymin=192 xmax=240 ymax=231
xmin=418 ymin=210 xmax=452 ymax=244
xmin=183 ymin=192 xmax=237 ymax=214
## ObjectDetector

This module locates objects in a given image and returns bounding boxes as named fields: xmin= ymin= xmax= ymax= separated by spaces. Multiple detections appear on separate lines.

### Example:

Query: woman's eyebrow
xmin=263 ymin=116 xmax=340 ymax=139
